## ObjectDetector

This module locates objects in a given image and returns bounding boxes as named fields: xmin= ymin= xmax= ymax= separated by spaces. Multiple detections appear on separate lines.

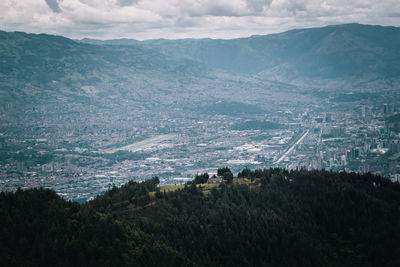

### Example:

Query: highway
xmin=275 ymin=130 xmax=310 ymax=164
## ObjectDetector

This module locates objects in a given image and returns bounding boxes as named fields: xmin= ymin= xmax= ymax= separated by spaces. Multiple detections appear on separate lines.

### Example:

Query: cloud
xmin=45 ymin=0 xmax=61 ymax=13
xmin=0 ymin=0 xmax=400 ymax=39
xmin=118 ymin=0 xmax=139 ymax=7
xmin=60 ymin=0 xmax=161 ymax=25
xmin=247 ymin=0 xmax=272 ymax=12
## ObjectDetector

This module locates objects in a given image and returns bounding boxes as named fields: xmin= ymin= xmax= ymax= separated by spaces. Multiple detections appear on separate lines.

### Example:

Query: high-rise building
xmin=346 ymin=150 xmax=351 ymax=160
xmin=361 ymin=106 xmax=367 ymax=118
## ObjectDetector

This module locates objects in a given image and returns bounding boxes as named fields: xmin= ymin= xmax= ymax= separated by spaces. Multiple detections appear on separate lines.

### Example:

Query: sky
xmin=1 ymin=0 xmax=400 ymax=40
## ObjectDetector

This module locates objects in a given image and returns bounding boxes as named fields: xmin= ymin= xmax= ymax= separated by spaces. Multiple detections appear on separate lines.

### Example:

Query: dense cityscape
xmin=1 ymin=85 xmax=400 ymax=202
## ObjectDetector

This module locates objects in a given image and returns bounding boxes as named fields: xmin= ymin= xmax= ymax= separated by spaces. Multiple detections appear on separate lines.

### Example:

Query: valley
xmin=1 ymin=24 xmax=400 ymax=201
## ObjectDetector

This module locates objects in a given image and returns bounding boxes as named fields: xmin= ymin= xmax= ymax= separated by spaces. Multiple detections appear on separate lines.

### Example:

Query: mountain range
xmin=0 ymin=30 xmax=210 ymax=108
xmin=80 ymin=23 xmax=400 ymax=86
xmin=1 ymin=23 xmax=400 ymax=128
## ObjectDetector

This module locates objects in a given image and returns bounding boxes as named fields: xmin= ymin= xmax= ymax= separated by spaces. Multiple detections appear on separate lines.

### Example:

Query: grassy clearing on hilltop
xmin=148 ymin=177 xmax=259 ymax=197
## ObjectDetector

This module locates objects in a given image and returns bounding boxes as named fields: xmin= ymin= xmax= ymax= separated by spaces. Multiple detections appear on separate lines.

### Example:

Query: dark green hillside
xmin=1 ymin=169 xmax=400 ymax=266
xmin=0 ymin=180 xmax=192 ymax=267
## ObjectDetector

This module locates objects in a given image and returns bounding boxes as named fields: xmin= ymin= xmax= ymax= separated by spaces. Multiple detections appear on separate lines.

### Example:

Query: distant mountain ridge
xmin=79 ymin=23 xmax=400 ymax=85
xmin=0 ymin=30 xmax=211 ymax=107
xmin=0 ymin=30 xmax=205 ymax=85
xmin=1 ymin=23 xmax=400 ymax=112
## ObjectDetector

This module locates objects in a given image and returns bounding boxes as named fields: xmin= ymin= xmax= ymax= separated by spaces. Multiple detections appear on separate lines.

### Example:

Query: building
xmin=207 ymin=177 xmax=224 ymax=184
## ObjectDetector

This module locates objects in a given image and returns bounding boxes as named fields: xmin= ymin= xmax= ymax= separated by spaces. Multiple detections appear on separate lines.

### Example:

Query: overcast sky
xmin=1 ymin=0 xmax=400 ymax=40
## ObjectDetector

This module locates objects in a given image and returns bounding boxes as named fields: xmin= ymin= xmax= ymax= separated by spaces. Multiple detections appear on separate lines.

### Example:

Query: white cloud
xmin=60 ymin=0 xmax=162 ymax=24
xmin=0 ymin=0 xmax=400 ymax=39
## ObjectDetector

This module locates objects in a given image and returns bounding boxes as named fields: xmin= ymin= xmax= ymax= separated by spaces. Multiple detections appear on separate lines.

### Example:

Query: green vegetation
xmin=232 ymin=120 xmax=283 ymax=131
xmin=389 ymin=153 xmax=400 ymax=160
xmin=217 ymin=167 xmax=234 ymax=183
xmin=158 ymin=184 xmax=185 ymax=192
xmin=192 ymin=173 xmax=209 ymax=184
xmin=331 ymin=93 xmax=377 ymax=103
xmin=202 ymin=101 xmax=265 ymax=116
xmin=0 ymin=149 xmax=53 ymax=166
xmin=151 ymin=183 xmax=220 ymax=197
xmin=385 ymin=113 xmax=400 ymax=133
xmin=99 ymin=150 xmax=149 ymax=162
xmin=386 ymin=113 xmax=400 ymax=123
xmin=1 ymin=168 xmax=400 ymax=266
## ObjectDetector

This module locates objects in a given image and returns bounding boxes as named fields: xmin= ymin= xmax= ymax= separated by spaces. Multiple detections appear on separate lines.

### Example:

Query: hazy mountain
xmin=3 ymin=23 xmax=398 ymax=109
xmin=1 ymin=30 xmax=303 ymax=119
xmin=2 ymin=23 xmax=399 ymax=120
xmin=146 ymin=24 xmax=400 ymax=83
xmin=79 ymin=38 xmax=141 ymax=46
xmin=80 ymin=23 xmax=400 ymax=86
xmin=0 ymin=30 xmax=209 ymax=108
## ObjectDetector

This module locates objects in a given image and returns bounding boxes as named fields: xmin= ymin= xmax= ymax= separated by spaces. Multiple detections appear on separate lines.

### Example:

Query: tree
xmin=223 ymin=172 xmax=233 ymax=183
xmin=238 ymin=168 xmax=252 ymax=179
xmin=194 ymin=173 xmax=209 ymax=184
xmin=217 ymin=167 xmax=232 ymax=177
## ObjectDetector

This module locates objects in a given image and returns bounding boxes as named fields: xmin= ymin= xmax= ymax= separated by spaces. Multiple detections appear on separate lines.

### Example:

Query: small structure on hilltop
xmin=207 ymin=176 xmax=224 ymax=184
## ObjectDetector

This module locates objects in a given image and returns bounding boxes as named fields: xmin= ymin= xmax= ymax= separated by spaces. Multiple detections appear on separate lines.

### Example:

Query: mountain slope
xmin=143 ymin=24 xmax=400 ymax=82
xmin=81 ymin=24 xmax=400 ymax=85
xmin=0 ymin=30 xmax=208 ymax=107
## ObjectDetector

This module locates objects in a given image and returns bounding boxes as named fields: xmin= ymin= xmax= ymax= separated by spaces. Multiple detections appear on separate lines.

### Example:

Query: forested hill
xmin=1 ymin=169 xmax=400 ymax=266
